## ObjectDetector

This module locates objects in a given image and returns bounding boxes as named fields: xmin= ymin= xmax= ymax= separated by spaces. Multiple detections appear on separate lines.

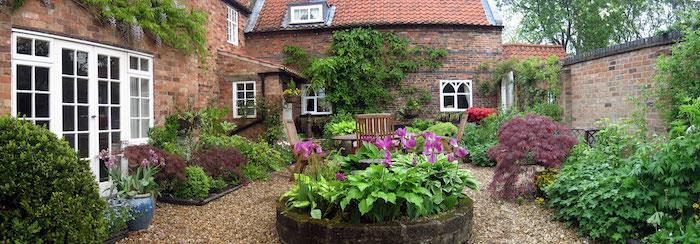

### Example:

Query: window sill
xmin=302 ymin=112 xmax=332 ymax=116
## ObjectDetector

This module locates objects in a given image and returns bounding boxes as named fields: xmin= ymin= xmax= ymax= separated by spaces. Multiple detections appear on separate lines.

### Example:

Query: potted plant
xmin=100 ymin=149 xmax=163 ymax=232
xmin=283 ymin=87 xmax=302 ymax=101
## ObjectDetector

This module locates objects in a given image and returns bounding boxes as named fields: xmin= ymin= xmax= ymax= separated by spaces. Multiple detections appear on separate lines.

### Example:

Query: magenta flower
xmin=294 ymin=140 xmax=322 ymax=160
xmin=374 ymin=136 xmax=393 ymax=151
xmin=455 ymin=147 xmax=469 ymax=158
xmin=431 ymin=140 xmax=444 ymax=153
xmin=412 ymin=157 xmax=417 ymax=165
xmin=395 ymin=127 xmax=407 ymax=137
xmin=315 ymin=145 xmax=323 ymax=155
xmin=335 ymin=172 xmax=346 ymax=181
xmin=428 ymin=153 xmax=437 ymax=164
xmin=449 ymin=138 xmax=459 ymax=147
xmin=401 ymin=135 xmax=417 ymax=150
xmin=422 ymin=132 xmax=437 ymax=141
xmin=448 ymin=154 xmax=456 ymax=162
xmin=140 ymin=158 xmax=149 ymax=167
xmin=383 ymin=150 xmax=393 ymax=167
xmin=98 ymin=149 xmax=118 ymax=169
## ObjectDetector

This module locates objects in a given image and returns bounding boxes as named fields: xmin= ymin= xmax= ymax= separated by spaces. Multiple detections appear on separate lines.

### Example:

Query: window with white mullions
xmin=227 ymin=6 xmax=239 ymax=45
xmin=14 ymin=63 xmax=51 ymax=128
xmin=290 ymin=4 xmax=323 ymax=24
xmin=97 ymin=54 xmax=122 ymax=182
xmin=233 ymin=81 xmax=256 ymax=118
xmin=130 ymin=77 xmax=151 ymax=139
xmin=301 ymin=84 xmax=332 ymax=115
xmin=440 ymin=80 xmax=472 ymax=112
xmin=61 ymin=48 xmax=91 ymax=161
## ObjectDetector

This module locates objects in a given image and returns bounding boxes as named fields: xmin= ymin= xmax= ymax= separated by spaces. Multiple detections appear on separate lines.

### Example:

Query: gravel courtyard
xmin=120 ymin=165 xmax=587 ymax=243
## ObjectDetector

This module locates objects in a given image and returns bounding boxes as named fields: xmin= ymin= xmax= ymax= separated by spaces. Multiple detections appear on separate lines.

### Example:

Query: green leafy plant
xmin=425 ymin=122 xmax=458 ymax=137
xmin=257 ymin=96 xmax=285 ymax=144
xmin=200 ymin=135 xmax=288 ymax=180
xmin=655 ymin=14 xmax=700 ymax=125
xmin=0 ymin=116 xmax=107 ymax=242
xmin=174 ymin=166 xmax=211 ymax=200
xmin=282 ymin=174 xmax=341 ymax=219
xmin=545 ymin=124 xmax=659 ymax=241
xmin=477 ymin=56 xmax=562 ymax=109
xmin=283 ymin=28 xmax=447 ymax=113
xmin=209 ymin=177 xmax=228 ymax=193
xmin=411 ymin=118 xmax=436 ymax=131
xmin=525 ymin=102 xmax=564 ymax=121
xmin=324 ymin=120 xmax=356 ymax=136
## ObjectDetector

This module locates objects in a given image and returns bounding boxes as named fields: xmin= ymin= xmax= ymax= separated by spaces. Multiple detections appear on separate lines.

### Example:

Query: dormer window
xmin=289 ymin=4 xmax=324 ymax=24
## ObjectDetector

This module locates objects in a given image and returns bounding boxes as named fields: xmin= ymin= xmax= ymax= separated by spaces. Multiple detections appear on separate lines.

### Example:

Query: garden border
xmin=276 ymin=197 xmax=474 ymax=244
xmin=158 ymin=184 xmax=245 ymax=206
xmin=104 ymin=228 xmax=129 ymax=244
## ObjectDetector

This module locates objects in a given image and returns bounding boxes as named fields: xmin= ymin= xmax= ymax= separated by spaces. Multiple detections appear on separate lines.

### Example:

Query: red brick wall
xmin=0 ymin=0 xmax=248 ymax=124
xmin=560 ymin=44 xmax=671 ymax=134
xmin=245 ymin=26 xmax=503 ymax=122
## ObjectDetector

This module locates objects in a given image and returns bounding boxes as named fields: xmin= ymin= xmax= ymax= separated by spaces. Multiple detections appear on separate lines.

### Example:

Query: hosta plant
xmin=487 ymin=114 xmax=577 ymax=200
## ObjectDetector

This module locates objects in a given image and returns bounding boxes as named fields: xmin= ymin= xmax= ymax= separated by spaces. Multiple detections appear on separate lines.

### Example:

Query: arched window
xmin=301 ymin=84 xmax=332 ymax=115
xmin=440 ymin=80 xmax=472 ymax=112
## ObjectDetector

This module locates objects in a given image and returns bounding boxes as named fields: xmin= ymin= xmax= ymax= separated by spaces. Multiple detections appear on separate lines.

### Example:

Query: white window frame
xmin=227 ymin=6 xmax=239 ymax=45
xmin=301 ymin=84 xmax=332 ymax=115
xmin=232 ymin=81 xmax=256 ymax=118
xmin=127 ymin=54 xmax=154 ymax=143
xmin=439 ymin=80 xmax=473 ymax=112
xmin=289 ymin=4 xmax=323 ymax=24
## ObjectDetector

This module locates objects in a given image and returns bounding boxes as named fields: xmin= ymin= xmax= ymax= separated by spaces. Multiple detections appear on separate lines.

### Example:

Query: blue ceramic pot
xmin=127 ymin=194 xmax=155 ymax=231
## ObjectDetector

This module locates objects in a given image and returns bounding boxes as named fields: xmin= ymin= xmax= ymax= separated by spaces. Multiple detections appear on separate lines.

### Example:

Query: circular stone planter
xmin=276 ymin=198 xmax=474 ymax=244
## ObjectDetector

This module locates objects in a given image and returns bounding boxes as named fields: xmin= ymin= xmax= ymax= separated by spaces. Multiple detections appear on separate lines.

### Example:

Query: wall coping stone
xmin=562 ymin=31 xmax=682 ymax=66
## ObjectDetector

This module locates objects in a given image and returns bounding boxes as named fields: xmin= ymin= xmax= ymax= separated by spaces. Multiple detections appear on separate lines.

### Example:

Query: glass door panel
xmin=61 ymin=48 xmax=91 ymax=160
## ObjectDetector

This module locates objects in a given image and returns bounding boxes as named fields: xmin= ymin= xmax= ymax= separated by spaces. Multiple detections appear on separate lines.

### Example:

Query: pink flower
xmin=383 ymin=150 xmax=393 ymax=167
xmin=335 ymin=172 xmax=346 ymax=181
xmin=98 ymin=149 xmax=117 ymax=169
xmin=412 ymin=157 xmax=417 ymax=165
xmin=315 ymin=145 xmax=323 ymax=155
xmin=401 ymin=135 xmax=416 ymax=150
xmin=422 ymin=132 xmax=437 ymax=141
xmin=428 ymin=153 xmax=437 ymax=164
xmin=140 ymin=159 xmax=149 ymax=167
xmin=448 ymin=154 xmax=456 ymax=162
xmin=449 ymin=138 xmax=459 ymax=147
xmin=455 ymin=147 xmax=469 ymax=158
xmin=395 ymin=127 xmax=407 ymax=137
xmin=374 ymin=136 xmax=393 ymax=151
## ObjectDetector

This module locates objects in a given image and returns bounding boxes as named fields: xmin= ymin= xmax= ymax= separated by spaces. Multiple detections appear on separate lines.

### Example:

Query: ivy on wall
xmin=283 ymin=28 xmax=447 ymax=113
xmin=3 ymin=0 xmax=208 ymax=62
xmin=476 ymin=56 xmax=562 ymax=110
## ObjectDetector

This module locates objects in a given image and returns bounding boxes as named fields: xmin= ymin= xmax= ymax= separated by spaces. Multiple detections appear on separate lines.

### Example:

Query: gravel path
xmin=463 ymin=164 xmax=588 ymax=244
xmin=120 ymin=169 xmax=294 ymax=243
xmin=120 ymin=165 xmax=587 ymax=243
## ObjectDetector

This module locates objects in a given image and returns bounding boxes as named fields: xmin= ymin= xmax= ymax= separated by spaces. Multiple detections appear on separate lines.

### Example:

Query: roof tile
xmin=252 ymin=0 xmax=493 ymax=32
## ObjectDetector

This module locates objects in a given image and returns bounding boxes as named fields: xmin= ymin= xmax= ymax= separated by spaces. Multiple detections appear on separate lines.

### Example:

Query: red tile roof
xmin=252 ymin=0 xmax=494 ymax=32
xmin=502 ymin=44 xmax=567 ymax=59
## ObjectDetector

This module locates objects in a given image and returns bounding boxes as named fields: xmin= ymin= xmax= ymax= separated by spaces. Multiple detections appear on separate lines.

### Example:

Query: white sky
xmin=487 ymin=0 xmax=523 ymax=43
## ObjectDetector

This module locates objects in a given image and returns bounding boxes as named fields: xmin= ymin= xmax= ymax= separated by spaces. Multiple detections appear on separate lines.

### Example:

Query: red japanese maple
xmin=486 ymin=114 xmax=577 ymax=200
xmin=467 ymin=107 xmax=497 ymax=123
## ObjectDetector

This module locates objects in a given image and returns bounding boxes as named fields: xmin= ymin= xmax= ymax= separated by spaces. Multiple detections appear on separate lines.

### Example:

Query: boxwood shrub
xmin=174 ymin=166 xmax=211 ymax=200
xmin=0 ymin=116 xmax=107 ymax=242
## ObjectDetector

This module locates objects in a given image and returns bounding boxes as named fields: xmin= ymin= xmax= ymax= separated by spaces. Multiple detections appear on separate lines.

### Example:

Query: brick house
xmin=1 ymin=0 xmax=562 ymax=189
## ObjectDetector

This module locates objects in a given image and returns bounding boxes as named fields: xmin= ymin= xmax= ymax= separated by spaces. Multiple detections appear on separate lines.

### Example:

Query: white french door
xmin=11 ymin=29 xmax=154 ymax=196
xmin=55 ymin=41 xmax=126 ymax=193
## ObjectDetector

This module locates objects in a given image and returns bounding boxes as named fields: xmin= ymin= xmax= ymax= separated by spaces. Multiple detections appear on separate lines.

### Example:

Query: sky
xmin=487 ymin=0 xmax=522 ymax=43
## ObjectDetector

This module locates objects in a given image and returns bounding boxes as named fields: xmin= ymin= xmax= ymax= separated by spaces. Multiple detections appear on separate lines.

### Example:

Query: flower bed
xmin=276 ymin=197 xmax=474 ymax=244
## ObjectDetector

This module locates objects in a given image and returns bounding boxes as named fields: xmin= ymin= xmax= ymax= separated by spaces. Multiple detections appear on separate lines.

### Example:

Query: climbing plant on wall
xmin=283 ymin=28 xmax=447 ymax=113
xmin=476 ymin=55 xmax=562 ymax=110
xmin=2 ymin=0 xmax=208 ymax=62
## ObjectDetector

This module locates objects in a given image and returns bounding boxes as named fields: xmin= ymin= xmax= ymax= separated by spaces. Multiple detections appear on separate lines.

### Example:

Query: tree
xmin=499 ymin=0 xmax=697 ymax=52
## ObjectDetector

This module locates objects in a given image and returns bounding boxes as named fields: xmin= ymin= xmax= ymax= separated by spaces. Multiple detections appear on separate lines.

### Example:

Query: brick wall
xmin=0 ymin=0 xmax=248 ymax=124
xmin=245 ymin=26 xmax=503 ymax=122
xmin=560 ymin=38 xmax=675 ymax=135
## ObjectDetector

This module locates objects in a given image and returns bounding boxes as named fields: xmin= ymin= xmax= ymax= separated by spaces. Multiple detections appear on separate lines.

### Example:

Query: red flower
xmin=467 ymin=107 xmax=497 ymax=123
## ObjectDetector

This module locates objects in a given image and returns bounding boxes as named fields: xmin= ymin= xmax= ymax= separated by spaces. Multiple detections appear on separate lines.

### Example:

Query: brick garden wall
xmin=0 ymin=0 xmax=248 ymax=125
xmin=245 ymin=26 xmax=503 ymax=122
xmin=560 ymin=33 xmax=680 ymax=135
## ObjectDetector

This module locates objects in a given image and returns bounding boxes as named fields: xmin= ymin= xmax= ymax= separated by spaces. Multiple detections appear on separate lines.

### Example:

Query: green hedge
xmin=0 ymin=116 xmax=107 ymax=242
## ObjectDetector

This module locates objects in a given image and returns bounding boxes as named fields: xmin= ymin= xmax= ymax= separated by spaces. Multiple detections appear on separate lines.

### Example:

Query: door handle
xmin=91 ymin=115 xmax=97 ymax=119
